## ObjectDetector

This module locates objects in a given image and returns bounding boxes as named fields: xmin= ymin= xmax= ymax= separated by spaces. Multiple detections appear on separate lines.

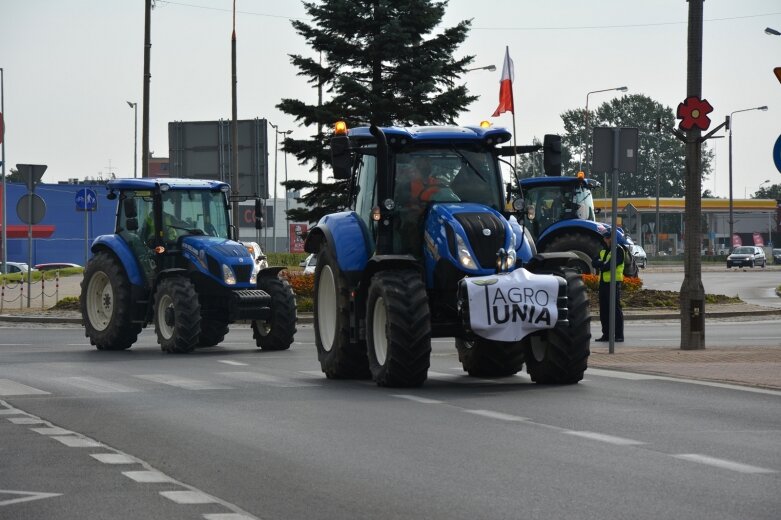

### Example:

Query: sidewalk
xmin=2 ymin=274 xmax=780 ymax=391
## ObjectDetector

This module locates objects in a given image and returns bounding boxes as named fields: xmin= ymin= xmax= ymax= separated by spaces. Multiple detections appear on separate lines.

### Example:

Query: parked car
xmin=726 ymin=246 xmax=766 ymax=268
xmin=34 ymin=262 xmax=82 ymax=271
xmin=0 ymin=261 xmax=32 ymax=274
xmin=300 ymin=253 xmax=317 ymax=275
xmin=630 ymin=245 xmax=647 ymax=269
xmin=773 ymin=248 xmax=781 ymax=265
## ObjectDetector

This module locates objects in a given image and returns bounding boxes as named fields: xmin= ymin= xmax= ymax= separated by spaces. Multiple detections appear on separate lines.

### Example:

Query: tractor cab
xmin=520 ymin=175 xmax=599 ymax=242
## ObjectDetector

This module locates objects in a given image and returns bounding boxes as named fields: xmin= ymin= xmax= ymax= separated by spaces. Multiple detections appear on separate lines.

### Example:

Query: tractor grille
xmin=233 ymin=264 xmax=253 ymax=283
xmin=454 ymin=212 xmax=506 ymax=269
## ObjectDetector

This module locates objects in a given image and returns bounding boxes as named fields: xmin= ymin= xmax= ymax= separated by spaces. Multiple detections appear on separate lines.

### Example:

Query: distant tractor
xmin=304 ymin=122 xmax=591 ymax=387
xmin=80 ymin=178 xmax=296 ymax=353
xmin=520 ymin=174 xmax=638 ymax=277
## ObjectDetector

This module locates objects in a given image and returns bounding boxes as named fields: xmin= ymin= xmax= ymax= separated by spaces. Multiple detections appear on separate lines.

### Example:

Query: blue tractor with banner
xmin=304 ymin=122 xmax=591 ymax=387
xmin=80 ymin=178 xmax=296 ymax=353
xmin=519 ymin=173 xmax=639 ymax=277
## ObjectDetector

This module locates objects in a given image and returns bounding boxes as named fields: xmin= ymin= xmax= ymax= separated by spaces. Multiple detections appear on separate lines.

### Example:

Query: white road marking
xmin=463 ymin=409 xmax=528 ymax=422
xmin=673 ymin=454 xmax=777 ymax=474
xmin=586 ymin=369 xmax=781 ymax=396
xmin=50 ymin=436 xmax=102 ymax=448
xmin=56 ymin=376 xmax=137 ymax=393
xmin=135 ymin=374 xmax=232 ymax=391
xmin=391 ymin=394 xmax=444 ymax=404
xmin=0 ymin=489 xmax=62 ymax=506
xmin=30 ymin=426 xmax=73 ymax=436
xmin=204 ymin=514 xmax=257 ymax=520
xmin=217 ymin=360 xmax=249 ymax=366
xmin=427 ymin=371 xmax=502 ymax=384
xmin=219 ymin=371 xmax=316 ymax=387
xmin=0 ymin=408 xmax=24 ymax=415
xmin=123 ymin=470 xmax=175 ymax=483
xmin=8 ymin=417 xmax=44 ymax=425
xmin=160 ymin=490 xmax=218 ymax=504
xmin=564 ymin=430 xmax=646 ymax=446
xmin=90 ymin=453 xmax=136 ymax=464
xmin=0 ymin=379 xmax=49 ymax=396
xmin=586 ymin=368 xmax=658 ymax=380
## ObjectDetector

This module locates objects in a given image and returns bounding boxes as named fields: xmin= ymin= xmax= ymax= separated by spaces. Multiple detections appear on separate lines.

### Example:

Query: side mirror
xmin=543 ymin=134 xmax=562 ymax=177
xmin=526 ymin=204 xmax=536 ymax=221
xmin=595 ymin=207 xmax=602 ymax=215
xmin=123 ymin=198 xmax=137 ymax=218
xmin=330 ymin=135 xmax=353 ymax=180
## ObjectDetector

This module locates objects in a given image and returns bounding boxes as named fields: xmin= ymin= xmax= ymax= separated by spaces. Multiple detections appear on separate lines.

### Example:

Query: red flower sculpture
xmin=677 ymin=96 xmax=713 ymax=131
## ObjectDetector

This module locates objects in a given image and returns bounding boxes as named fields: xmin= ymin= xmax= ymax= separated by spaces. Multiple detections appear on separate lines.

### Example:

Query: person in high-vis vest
xmin=592 ymin=229 xmax=624 ymax=342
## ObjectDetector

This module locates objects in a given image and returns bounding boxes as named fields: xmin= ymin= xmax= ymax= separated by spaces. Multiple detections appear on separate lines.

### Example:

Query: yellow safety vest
xmin=598 ymin=249 xmax=624 ymax=282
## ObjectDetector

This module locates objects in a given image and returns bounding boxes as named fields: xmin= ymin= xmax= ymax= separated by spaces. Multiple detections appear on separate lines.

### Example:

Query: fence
xmin=0 ymin=273 xmax=62 ymax=312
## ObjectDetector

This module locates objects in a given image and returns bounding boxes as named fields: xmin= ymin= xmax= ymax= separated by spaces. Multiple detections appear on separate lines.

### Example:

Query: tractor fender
xmin=536 ymin=219 xmax=605 ymax=252
xmin=525 ymin=251 xmax=582 ymax=273
xmin=91 ymin=235 xmax=145 ymax=286
xmin=258 ymin=266 xmax=286 ymax=278
xmin=303 ymin=211 xmax=372 ymax=272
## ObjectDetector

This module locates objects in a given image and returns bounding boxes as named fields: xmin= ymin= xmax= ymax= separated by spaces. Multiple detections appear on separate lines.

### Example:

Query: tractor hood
xmin=181 ymin=236 xmax=256 ymax=286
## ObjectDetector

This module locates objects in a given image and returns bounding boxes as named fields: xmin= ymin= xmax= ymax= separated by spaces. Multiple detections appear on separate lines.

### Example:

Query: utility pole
xmin=231 ymin=0 xmax=240 ymax=234
xmin=142 ymin=0 xmax=152 ymax=178
xmin=680 ymin=0 xmax=705 ymax=350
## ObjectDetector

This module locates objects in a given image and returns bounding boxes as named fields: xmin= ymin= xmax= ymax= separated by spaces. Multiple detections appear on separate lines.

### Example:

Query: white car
xmin=1 ymin=261 xmax=32 ymax=274
xmin=726 ymin=246 xmax=766 ymax=268
xmin=301 ymin=254 xmax=317 ymax=275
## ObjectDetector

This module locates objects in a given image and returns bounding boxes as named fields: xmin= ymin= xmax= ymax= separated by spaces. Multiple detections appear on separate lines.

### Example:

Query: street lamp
xmin=578 ymin=86 xmax=628 ymax=201
xmin=269 ymin=123 xmax=292 ymax=252
xmin=728 ymin=105 xmax=768 ymax=251
xmin=464 ymin=64 xmax=496 ymax=73
xmin=126 ymin=101 xmax=138 ymax=178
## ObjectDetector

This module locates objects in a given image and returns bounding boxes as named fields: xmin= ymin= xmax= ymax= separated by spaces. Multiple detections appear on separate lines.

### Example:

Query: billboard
xmin=168 ymin=119 xmax=269 ymax=198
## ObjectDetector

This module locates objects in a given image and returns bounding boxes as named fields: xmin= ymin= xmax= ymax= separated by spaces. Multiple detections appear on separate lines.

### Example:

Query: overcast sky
xmin=1 ymin=0 xmax=780 ymax=199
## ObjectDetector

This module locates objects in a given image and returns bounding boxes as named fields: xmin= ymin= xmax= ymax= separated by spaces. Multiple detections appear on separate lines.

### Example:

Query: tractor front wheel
xmin=366 ymin=270 xmax=431 ymax=387
xmin=252 ymin=275 xmax=297 ymax=351
xmin=154 ymin=277 xmax=201 ymax=353
xmin=80 ymin=251 xmax=141 ymax=351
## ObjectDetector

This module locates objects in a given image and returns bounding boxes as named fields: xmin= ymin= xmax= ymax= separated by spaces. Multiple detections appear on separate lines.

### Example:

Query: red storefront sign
xmin=289 ymin=223 xmax=307 ymax=253
xmin=753 ymin=232 xmax=764 ymax=247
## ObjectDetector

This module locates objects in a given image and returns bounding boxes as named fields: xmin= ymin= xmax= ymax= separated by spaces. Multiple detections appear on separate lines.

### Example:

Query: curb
xmin=0 ymin=314 xmax=316 ymax=325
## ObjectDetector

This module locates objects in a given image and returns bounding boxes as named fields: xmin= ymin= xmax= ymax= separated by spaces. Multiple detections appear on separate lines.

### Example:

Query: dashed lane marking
xmin=219 ymin=371 xmax=317 ymax=387
xmin=30 ymin=426 xmax=73 ymax=436
xmin=0 ymin=408 xmax=24 ymax=415
xmin=0 ymin=379 xmax=49 ymax=396
xmin=8 ymin=417 xmax=45 ymax=425
xmin=204 ymin=514 xmax=257 ymax=520
xmin=673 ymin=454 xmax=777 ymax=474
xmin=563 ymin=431 xmax=646 ymax=446
xmin=217 ymin=360 xmax=249 ymax=366
xmin=90 ymin=453 xmax=136 ymax=464
xmin=50 ymin=436 xmax=102 ymax=448
xmin=391 ymin=394 xmax=444 ymax=404
xmin=123 ymin=470 xmax=175 ymax=483
xmin=0 ymin=490 xmax=62 ymax=507
xmin=56 ymin=376 xmax=138 ymax=393
xmin=135 ymin=374 xmax=232 ymax=391
xmin=463 ymin=409 xmax=528 ymax=422
xmin=159 ymin=490 xmax=218 ymax=505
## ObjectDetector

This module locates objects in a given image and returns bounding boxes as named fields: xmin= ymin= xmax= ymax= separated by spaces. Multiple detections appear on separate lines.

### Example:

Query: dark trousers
xmin=598 ymin=281 xmax=624 ymax=339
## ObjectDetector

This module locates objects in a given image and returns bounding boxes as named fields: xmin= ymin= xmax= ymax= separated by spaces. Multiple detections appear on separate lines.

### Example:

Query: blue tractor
xmin=304 ymin=123 xmax=591 ymax=387
xmin=80 ymin=178 xmax=297 ymax=353
xmin=519 ymin=174 xmax=639 ymax=277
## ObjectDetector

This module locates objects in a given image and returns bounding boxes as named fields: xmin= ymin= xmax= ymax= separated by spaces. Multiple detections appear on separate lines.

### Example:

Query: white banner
xmin=465 ymin=268 xmax=559 ymax=342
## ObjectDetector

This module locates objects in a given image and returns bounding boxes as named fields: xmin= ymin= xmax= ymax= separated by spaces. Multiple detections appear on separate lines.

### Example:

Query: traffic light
xmin=254 ymin=199 xmax=264 ymax=230
xmin=543 ymin=134 xmax=562 ymax=177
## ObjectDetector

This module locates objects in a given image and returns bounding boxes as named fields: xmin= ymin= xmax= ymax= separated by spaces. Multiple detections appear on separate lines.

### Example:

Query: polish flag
xmin=492 ymin=47 xmax=514 ymax=117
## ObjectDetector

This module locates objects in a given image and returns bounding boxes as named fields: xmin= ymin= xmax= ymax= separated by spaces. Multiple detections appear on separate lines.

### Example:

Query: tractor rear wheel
xmin=313 ymin=246 xmax=370 ymax=379
xmin=154 ymin=277 xmax=201 ymax=353
xmin=366 ymin=270 xmax=431 ymax=387
xmin=198 ymin=319 xmax=229 ymax=347
xmin=525 ymin=270 xmax=591 ymax=384
xmin=80 ymin=251 xmax=141 ymax=351
xmin=456 ymin=337 xmax=525 ymax=378
xmin=252 ymin=275 xmax=297 ymax=351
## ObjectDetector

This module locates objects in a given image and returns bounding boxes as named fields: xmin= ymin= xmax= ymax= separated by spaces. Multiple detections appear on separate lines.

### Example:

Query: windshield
xmin=732 ymin=247 xmax=755 ymax=254
xmin=522 ymin=182 xmax=596 ymax=238
xmin=161 ymin=189 xmax=230 ymax=240
xmin=393 ymin=147 xmax=502 ymax=210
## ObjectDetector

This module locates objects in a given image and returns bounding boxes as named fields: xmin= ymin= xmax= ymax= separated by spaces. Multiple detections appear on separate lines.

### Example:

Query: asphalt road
xmin=1 ymin=324 xmax=779 ymax=520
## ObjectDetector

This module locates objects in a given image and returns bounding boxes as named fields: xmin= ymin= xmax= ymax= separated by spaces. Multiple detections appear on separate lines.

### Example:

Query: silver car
xmin=726 ymin=246 xmax=766 ymax=268
xmin=630 ymin=245 xmax=647 ymax=269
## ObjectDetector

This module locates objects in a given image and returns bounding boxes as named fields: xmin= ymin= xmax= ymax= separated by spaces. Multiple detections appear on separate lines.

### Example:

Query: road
xmin=1 ymin=324 xmax=779 ymax=520
xmin=640 ymin=265 xmax=781 ymax=308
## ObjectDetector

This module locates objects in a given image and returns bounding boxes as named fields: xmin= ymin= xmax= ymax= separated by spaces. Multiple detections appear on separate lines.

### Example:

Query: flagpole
xmin=510 ymin=89 xmax=517 ymax=175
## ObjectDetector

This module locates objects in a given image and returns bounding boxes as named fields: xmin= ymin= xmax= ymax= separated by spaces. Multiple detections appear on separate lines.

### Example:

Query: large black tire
xmin=198 ymin=319 xmax=229 ymax=347
xmin=313 ymin=246 xmax=370 ymax=379
xmin=456 ymin=338 xmax=525 ymax=378
xmin=366 ymin=270 xmax=431 ymax=387
xmin=252 ymin=275 xmax=297 ymax=351
xmin=525 ymin=270 xmax=591 ymax=384
xmin=544 ymin=233 xmax=603 ymax=274
xmin=80 ymin=251 xmax=142 ymax=351
xmin=153 ymin=277 xmax=201 ymax=353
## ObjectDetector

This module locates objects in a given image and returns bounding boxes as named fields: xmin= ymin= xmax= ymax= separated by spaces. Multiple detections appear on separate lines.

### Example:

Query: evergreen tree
xmin=278 ymin=0 xmax=475 ymax=223
xmin=559 ymin=94 xmax=714 ymax=198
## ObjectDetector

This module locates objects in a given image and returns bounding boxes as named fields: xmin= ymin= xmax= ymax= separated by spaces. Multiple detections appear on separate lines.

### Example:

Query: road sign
xmin=591 ymin=127 xmax=639 ymax=174
xmin=16 ymin=193 xmax=46 ymax=225
xmin=774 ymin=134 xmax=781 ymax=174
xmin=15 ymin=164 xmax=47 ymax=191
xmin=75 ymin=188 xmax=98 ymax=211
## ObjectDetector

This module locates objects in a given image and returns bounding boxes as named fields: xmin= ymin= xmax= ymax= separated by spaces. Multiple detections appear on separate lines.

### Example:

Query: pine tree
xmin=278 ymin=0 xmax=476 ymax=223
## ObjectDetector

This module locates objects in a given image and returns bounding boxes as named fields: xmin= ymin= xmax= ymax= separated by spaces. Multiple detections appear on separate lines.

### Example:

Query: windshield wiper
xmin=450 ymin=147 xmax=486 ymax=183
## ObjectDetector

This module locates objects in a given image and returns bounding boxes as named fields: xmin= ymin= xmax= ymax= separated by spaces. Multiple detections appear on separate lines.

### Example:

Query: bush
xmin=281 ymin=271 xmax=315 ymax=298
xmin=266 ymin=252 xmax=309 ymax=267
xmin=581 ymin=273 xmax=642 ymax=293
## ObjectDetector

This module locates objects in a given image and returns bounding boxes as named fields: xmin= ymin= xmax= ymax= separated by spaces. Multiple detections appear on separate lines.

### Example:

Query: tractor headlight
xmin=455 ymin=234 xmax=477 ymax=270
xmin=250 ymin=264 xmax=258 ymax=285
xmin=500 ymin=248 xmax=517 ymax=271
xmin=222 ymin=264 xmax=236 ymax=285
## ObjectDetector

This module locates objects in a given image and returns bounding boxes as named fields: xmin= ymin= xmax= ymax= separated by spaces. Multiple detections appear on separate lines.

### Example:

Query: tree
xmin=1 ymin=168 xmax=23 ymax=183
xmin=559 ymin=94 xmax=714 ymax=198
xmin=277 ymin=0 xmax=476 ymax=223
xmin=752 ymin=183 xmax=781 ymax=200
